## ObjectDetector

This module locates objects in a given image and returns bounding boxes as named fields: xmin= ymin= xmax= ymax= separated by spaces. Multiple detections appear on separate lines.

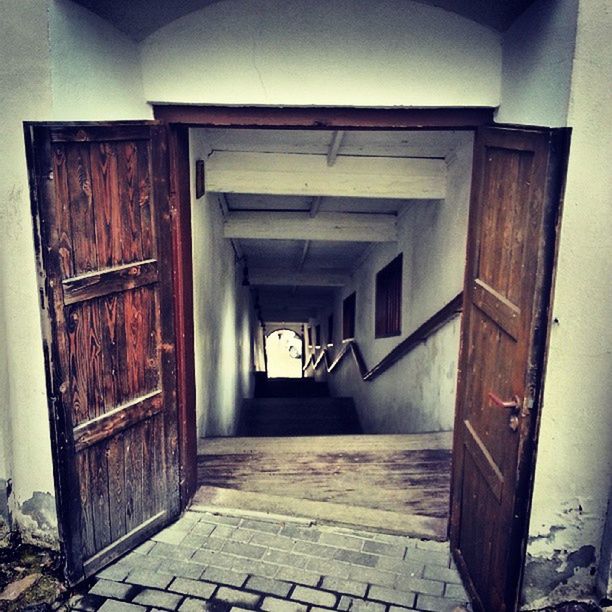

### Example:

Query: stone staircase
xmin=239 ymin=377 xmax=362 ymax=436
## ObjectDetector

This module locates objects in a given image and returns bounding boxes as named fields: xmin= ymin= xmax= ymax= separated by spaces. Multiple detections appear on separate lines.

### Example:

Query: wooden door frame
xmin=164 ymin=105 xmax=496 ymax=506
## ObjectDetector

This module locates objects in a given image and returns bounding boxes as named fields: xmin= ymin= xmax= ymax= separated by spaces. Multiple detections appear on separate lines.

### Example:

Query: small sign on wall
xmin=195 ymin=159 xmax=205 ymax=198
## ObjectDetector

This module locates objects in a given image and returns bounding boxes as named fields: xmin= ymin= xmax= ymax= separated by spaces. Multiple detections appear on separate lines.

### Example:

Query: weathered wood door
xmin=26 ymin=123 xmax=180 ymax=583
xmin=451 ymin=126 xmax=569 ymax=611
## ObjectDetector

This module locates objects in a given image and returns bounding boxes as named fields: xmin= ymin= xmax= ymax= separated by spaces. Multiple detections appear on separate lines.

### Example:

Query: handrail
xmin=303 ymin=292 xmax=463 ymax=383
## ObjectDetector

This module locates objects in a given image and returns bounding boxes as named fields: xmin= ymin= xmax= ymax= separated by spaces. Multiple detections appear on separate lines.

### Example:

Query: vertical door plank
xmin=66 ymin=144 xmax=98 ymax=274
xmin=138 ymin=141 xmax=154 ymax=260
xmin=118 ymin=142 xmax=144 ymax=264
xmin=107 ymin=433 xmax=127 ymax=542
xmin=124 ymin=425 xmax=145 ymax=532
xmin=52 ymin=144 xmax=75 ymax=278
xmin=89 ymin=445 xmax=112 ymax=552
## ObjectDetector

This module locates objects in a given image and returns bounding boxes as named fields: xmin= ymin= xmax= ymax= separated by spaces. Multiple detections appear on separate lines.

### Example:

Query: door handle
xmin=488 ymin=392 xmax=520 ymax=410
xmin=488 ymin=392 xmax=522 ymax=431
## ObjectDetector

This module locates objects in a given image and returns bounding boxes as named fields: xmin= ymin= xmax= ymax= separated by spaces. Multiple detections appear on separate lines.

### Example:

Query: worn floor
xmin=69 ymin=508 xmax=470 ymax=612
xmin=197 ymin=434 xmax=452 ymax=540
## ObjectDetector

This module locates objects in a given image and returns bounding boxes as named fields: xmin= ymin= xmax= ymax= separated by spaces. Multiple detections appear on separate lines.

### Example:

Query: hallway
xmin=196 ymin=433 xmax=451 ymax=541
xmin=69 ymin=508 xmax=470 ymax=612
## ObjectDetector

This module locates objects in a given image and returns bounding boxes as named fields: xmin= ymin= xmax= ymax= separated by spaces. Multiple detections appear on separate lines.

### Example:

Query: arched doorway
xmin=265 ymin=329 xmax=303 ymax=378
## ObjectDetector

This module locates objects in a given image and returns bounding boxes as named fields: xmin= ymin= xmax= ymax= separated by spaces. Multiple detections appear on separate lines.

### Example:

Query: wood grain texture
xmin=198 ymin=433 xmax=451 ymax=521
xmin=27 ymin=122 xmax=181 ymax=583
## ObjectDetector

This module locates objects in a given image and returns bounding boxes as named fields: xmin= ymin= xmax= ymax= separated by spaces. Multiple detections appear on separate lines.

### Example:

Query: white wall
xmin=0 ymin=0 xmax=57 ymax=544
xmin=497 ymin=0 xmax=578 ymax=126
xmin=191 ymin=130 xmax=255 ymax=437
xmin=508 ymin=1 xmax=612 ymax=607
xmin=326 ymin=135 xmax=472 ymax=433
xmin=141 ymin=0 xmax=501 ymax=108
xmin=49 ymin=0 xmax=151 ymax=120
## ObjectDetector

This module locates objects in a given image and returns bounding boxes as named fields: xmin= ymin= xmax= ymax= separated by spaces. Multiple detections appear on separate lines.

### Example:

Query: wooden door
xmin=26 ymin=123 xmax=180 ymax=583
xmin=450 ymin=126 xmax=569 ymax=612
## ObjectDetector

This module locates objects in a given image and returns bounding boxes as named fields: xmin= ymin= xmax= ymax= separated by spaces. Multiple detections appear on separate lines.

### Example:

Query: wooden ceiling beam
xmin=206 ymin=151 xmax=446 ymax=199
xmin=250 ymin=269 xmax=350 ymax=287
xmin=224 ymin=211 xmax=397 ymax=242
xmin=327 ymin=130 xmax=345 ymax=166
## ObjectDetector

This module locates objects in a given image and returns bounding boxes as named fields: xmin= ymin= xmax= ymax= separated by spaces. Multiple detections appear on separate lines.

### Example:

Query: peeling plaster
xmin=522 ymin=544 xmax=597 ymax=609
xmin=5 ymin=486 xmax=58 ymax=549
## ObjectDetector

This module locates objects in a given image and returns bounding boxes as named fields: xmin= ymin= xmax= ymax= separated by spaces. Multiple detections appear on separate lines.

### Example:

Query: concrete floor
xmin=68 ymin=508 xmax=471 ymax=612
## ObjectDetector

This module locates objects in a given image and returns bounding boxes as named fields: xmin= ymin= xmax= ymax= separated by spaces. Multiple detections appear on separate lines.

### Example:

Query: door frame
xmin=164 ymin=105 xmax=496 ymax=505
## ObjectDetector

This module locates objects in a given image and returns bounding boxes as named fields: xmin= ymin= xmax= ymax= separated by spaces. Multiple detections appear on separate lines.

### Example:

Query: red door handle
xmin=488 ymin=392 xmax=521 ymax=410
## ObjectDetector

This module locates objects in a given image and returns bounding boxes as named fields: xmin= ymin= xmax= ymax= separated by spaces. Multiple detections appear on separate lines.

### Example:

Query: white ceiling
xmin=202 ymin=127 xmax=468 ymax=322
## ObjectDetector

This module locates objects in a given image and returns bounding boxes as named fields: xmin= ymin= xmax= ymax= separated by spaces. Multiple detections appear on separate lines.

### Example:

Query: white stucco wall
xmin=190 ymin=130 xmax=255 ymax=438
xmin=0 ymin=0 xmax=57 ymax=544
xmin=327 ymin=135 xmax=472 ymax=433
xmin=497 ymin=0 xmax=578 ymax=127
xmin=140 ymin=0 xmax=501 ymax=108
xmin=49 ymin=0 xmax=152 ymax=120
xmin=509 ymin=0 xmax=612 ymax=607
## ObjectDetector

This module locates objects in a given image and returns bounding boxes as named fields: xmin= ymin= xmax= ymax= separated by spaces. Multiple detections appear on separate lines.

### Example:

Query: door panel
xmin=26 ymin=123 xmax=180 ymax=582
xmin=451 ymin=126 xmax=569 ymax=612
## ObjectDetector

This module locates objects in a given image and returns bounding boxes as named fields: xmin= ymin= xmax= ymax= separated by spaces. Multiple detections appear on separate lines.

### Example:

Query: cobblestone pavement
xmin=69 ymin=510 xmax=471 ymax=612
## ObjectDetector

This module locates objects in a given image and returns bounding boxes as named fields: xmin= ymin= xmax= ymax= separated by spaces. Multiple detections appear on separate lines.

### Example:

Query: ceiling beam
xmin=224 ymin=211 xmax=397 ymax=242
xmin=250 ymin=269 xmax=350 ymax=287
xmin=327 ymin=130 xmax=345 ymax=166
xmin=261 ymin=308 xmax=318 ymax=322
xmin=217 ymin=193 xmax=229 ymax=219
xmin=309 ymin=196 xmax=323 ymax=218
xmin=206 ymin=151 xmax=446 ymax=199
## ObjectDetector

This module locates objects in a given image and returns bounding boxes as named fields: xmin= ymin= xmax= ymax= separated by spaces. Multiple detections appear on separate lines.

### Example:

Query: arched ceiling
xmin=72 ymin=0 xmax=535 ymax=41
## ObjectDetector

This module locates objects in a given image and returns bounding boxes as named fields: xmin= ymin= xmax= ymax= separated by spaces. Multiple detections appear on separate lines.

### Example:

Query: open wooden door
xmin=26 ymin=123 xmax=181 ymax=583
xmin=450 ymin=126 xmax=569 ymax=612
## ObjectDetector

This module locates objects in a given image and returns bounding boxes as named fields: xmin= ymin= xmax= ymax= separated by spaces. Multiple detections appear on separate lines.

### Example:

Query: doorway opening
xmin=265 ymin=329 xmax=303 ymax=379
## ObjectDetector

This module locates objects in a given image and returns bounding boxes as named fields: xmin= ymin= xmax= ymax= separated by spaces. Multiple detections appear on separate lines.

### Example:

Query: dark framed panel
xmin=342 ymin=292 xmax=356 ymax=340
xmin=375 ymin=253 xmax=403 ymax=338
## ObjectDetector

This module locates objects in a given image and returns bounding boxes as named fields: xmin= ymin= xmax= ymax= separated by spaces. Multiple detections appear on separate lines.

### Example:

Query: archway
xmin=265 ymin=329 xmax=303 ymax=378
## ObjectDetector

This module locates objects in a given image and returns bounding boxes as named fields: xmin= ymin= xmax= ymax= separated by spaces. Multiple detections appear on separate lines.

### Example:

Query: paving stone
xmin=404 ymin=548 xmax=449 ymax=568
xmin=333 ymin=549 xmax=378 ymax=567
xmin=126 ymin=569 xmax=174 ymax=589
xmin=368 ymin=585 xmax=417 ymax=608
xmin=178 ymin=598 xmax=214 ymax=611
xmin=275 ymin=566 xmax=321 ymax=586
xmin=321 ymin=576 xmax=368 ymax=597
xmin=132 ymin=587 xmax=184 ymax=609
xmin=291 ymin=586 xmax=336 ymax=608
xmin=198 ymin=513 xmax=242 ymax=526
xmin=221 ymin=540 xmax=268 ymax=559
xmin=261 ymin=549 xmax=309 ymax=568
xmin=163 ymin=559 xmax=207 ymax=579
xmin=89 ymin=579 xmax=138 ymax=600
xmin=192 ymin=548 xmax=234 ymax=568
xmin=415 ymin=540 xmax=449 ymax=553
xmin=422 ymin=565 xmax=462 ymax=585
xmin=97 ymin=601 xmax=147 ymax=612
xmin=227 ymin=529 xmax=254 ymax=543
xmin=215 ymin=586 xmax=261 ymax=607
xmin=260 ymin=596 xmax=308 ymax=612
xmin=307 ymin=556 xmax=353 ymax=578
xmin=239 ymin=518 xmax=282 ymax=534
xmin=292 ymin=541 xmax=337 ymax=559
xmin=231 ymin=557 xmax=280 ymax=578
xmin=279 ymin=525 xmax=320 ymax=542
xmin=168 ymin=577 xmax=217 ymax=599
xmin=443 ymin=583 xmax=469 ymax=601
xmin=211 ymin=525 xmax=238 ymax=539
xmin=132 ymin=540 xmax=157 ymax=555
xmin=96 ymin=564 xmax=131 ymax=582
xmin=250 ymin=532 xmax=296 ymax=551
xmin=337 ymin=596 xmax=386 ymax=612
xmin=375 ymin=556 xmax=424 ymax=577
xmin=202 ymin=566 xmax=248 ymax=587
xmin=149 ymin=542 xmax=199 ymax=560
xmin=120 ymin=553 xmax=163 ymax=571
xmin=318 ymin=532 xmax=364 ymax=551
xmin=362 ymin=540 xmax=406 ymax=558
xmin=394 ymin=575 xmax=444 ymax=597
xmin=69 ymin=593 xmax=106 ymax=611
xmin=347 ymin=566 xmax=396 ymax=588
xmin=246 ymin=575 xmax=292 ymax=597
xmin=310 ymin=607 xmax=335 ymax=612
xmin=388 ymin=606 xmax=416 ymax=612
xmin=191 ymin=523 xmax=218 ymax=537
xmin=414 ymin=594 xmax=468 ymax=612
xmin=153 ymin=527 xmax=190 ymax=545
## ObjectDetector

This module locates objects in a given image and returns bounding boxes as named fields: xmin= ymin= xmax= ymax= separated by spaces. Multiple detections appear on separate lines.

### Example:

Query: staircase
xmin=239 ymin=377 xmax=362 ymax=436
